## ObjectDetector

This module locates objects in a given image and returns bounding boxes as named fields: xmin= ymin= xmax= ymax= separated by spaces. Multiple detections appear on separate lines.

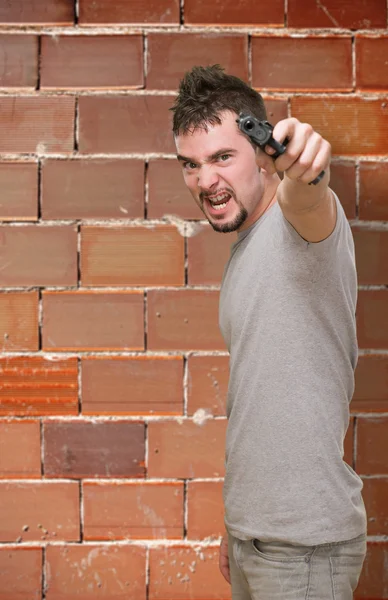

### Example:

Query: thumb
xmin=256 ymin=148 xmax=277 ymax=175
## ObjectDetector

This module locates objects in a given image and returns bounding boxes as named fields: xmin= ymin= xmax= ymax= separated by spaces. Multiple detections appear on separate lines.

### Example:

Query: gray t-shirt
xmin=219 ymin=191 xmax=367 ymax=546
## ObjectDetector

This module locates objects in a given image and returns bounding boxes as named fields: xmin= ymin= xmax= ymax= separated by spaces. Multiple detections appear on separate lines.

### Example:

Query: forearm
xmin=277 ymin=166 xmax=331 ymax=214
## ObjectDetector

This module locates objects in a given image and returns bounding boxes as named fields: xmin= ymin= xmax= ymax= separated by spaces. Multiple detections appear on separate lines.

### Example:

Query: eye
xmin=183 ymin=161 xmax=197 ymax=170
xmin=219 ymin=154 xmax=231 ymax=162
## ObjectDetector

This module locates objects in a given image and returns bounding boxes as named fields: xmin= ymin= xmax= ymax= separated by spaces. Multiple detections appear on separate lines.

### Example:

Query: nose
xmin=197 ymin=164 xmax=219 ymax=193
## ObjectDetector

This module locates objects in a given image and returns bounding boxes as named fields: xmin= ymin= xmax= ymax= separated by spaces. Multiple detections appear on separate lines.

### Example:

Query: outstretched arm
xmin=264 ymin=117 xmax=336 ymax=243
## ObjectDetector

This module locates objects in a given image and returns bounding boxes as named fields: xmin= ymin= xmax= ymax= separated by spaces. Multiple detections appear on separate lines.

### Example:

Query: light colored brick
xmin=81 ymin=225 xmax=184 ymax=286
xmin=0 ymin=548 xmax=42 ymax=599
xmin=147 ymin=33 xmax=248 ymax=89
xmin=0 ymin=162 xmax=38 ymax=221
xmin=0 ymin=35 xmax=38 ymax=88
xmin=0 ymin=225 xmax=77 ymax=287
xmin=0 ymin=292 xmax=39 ymax=351
xmin=291 ymin=97 xmax=388 ymax=156
xmin=45 ymin=544 xmax=146 ymax=599
xmin=0 ymin=481 xmax=80 ymax=542
xmin=187 ymin=356 xmax=229 ymax=417
xmin=187 ymin=481 xmax=224 ymax=539
xmin=83 ymin=481 xmax=184 ymax=539
xmin=147 ymin=290 xmax=225 ymax=351
xmin=0 ymin=97 xmax=75 ymax=153
xmin=252 ymin=36 xmax=352 ymax=91
xmin=79 ymin=0 xmax=179 ymax=24
xmin=0 ymin=0 xmax=74 ymax=24
xmin=42 ymin=291 xmax=144 ymax=351
xmin=41 ymin=159 xmax=144 ymax=220
xmin=148 ymin=419 xmax=227 ymax=478
xmin=78 ymin=96 xmax=175 ymax=154
xmin=41 ymin=35 xmax=143 ymax=90
xmin=0 ymin=420 xmax=41 ymax=477
xmin=184 ymin=0 xmax=283 ymax=26
xmin=82 ymin=357 xmax=183 ymax=415
xmin=188 ymin=225 xmax=234 ymax=285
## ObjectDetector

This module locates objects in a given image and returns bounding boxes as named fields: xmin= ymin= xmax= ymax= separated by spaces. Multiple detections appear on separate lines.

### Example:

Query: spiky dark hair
xmin=171 ymin=64 xmax=267 ymax=136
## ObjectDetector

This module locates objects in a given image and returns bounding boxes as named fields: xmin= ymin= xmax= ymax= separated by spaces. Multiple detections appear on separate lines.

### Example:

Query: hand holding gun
xmin=237 ymin=113 xmax=325 ymax=186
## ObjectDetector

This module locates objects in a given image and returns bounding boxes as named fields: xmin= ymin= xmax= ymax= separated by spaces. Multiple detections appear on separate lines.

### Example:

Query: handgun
xmin=237 ymin=113 xmax=325 ymax=186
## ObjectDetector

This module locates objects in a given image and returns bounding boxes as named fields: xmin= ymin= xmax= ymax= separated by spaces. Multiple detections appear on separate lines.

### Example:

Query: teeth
xmin=213 ymin=202 xmax=227 ymax=210
xmin=214 ymin=195 xmax=228 ymax=202
xmin=208 ymin=193 xmax=230 ymax=207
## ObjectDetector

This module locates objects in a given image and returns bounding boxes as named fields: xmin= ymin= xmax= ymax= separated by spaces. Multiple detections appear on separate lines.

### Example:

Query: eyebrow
xmin=177 ymin=148 xmax=236 ymax=163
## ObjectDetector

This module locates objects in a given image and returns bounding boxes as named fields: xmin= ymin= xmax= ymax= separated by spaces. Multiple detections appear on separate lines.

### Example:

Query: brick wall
xmin=0 ymin=1 xmax=387 ymax=598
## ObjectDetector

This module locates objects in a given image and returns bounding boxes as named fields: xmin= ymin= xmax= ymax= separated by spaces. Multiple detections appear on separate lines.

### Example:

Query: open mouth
xmin=205 ymin=191 xmax=233 ymax=215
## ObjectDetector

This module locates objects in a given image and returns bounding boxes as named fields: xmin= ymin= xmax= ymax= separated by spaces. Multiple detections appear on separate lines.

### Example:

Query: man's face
xmin=175 ymin=111 xmax=265 ymax=233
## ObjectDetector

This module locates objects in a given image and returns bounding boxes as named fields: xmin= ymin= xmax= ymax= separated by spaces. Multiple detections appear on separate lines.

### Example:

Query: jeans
xmin=228 ymin=531 xmax=366 ymax=599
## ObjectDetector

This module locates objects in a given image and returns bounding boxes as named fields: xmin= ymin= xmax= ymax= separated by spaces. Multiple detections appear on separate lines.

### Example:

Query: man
xmin=171 ymin=65 xmax=367 ymax=599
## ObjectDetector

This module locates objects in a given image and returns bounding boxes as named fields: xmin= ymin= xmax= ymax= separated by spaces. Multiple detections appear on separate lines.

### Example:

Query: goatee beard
xmin=208 ymin=206 xmax=248 ymax=233
xmin=200 ymin=191 xmax=248 ymax=233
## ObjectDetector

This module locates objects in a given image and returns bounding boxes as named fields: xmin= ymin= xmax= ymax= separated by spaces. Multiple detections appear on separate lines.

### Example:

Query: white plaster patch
xmin=193 ymin=408 xmax=212 ymax=426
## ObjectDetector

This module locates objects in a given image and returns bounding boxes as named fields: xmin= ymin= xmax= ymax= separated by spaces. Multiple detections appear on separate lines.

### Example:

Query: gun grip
xmin=268 ymin=137 xmax=289 ymax=159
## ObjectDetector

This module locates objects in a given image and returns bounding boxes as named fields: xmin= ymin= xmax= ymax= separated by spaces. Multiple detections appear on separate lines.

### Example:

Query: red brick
xmin=79 ymin=0 xmax=179 ymax=25
xmin=356 ymin=417 xmax=388 ymax=475
xmin=0 ymin=97 xmax=75 ymax=154
xmin=0 ymin=357 xmax=78 ymax=416
xmin=0 ymin=35 xmax=37 ymax=88
xmin=290 ymin=97 xmax=388 ymax=156
xmin=45 ymin=544 xmax=146 ymax=599
xmin=262 ymin=98 xmax=288 ymax=124
xmin=329 ymin=162 xmax=356 ymax=219
xmin=353 ymin=355 xmax=388 ymax=413
xmin=359 ymin=162 xmax=388 ymax=221
xmin=188 ymin=225 xmax=235 ymax=285
xmin=288 ymin=0 xmax=387 ymax=28
xmin=79 ymin=95 xmax=175 ymax=154
xmin=81 ymin=225 xmax=184 ymax=286
xmin=83 ymin=481 xmax=184 ymax=539
xmin=147 ymin=159 xmax=201 ymax=220
xmin=343 ymin=417 xmax=354 ymax=466
xmin=352 ymin=229 xmax=388 ymax=286
xmin=184 ymin=0 xmax=284 ymax=26
xmin=362 ymin=478 xmax=388 ymax=536
xmin=356 ymin=36 xmax=388 ymax=91
xmin=0 ymin=225 xmax=77 ymax=287
xmin=0 ymin=292 xmax=39 ymax=351
xmin=0 ymin=420 xmax=40 ymax=477
xmin=82 ymin=356 xmax=183 ymax=415
xmin=0 ymin=548 xmax=42 ymax=599
xmin=147 ymin=290 xmax=225 ymax=351
xmin=43 ymin=421 xmax=145 ymax=478
xmin=0 ymin=481 xmax=80 ymax=542
xmin=148 ymin=419 xmax=227 ymax=478
xmin=42 ymin=291 xmax=144 ymax=351
xmin=42 ymin=159 xmax=144 ymax=220
xmin=187 ymin=481 xmax=224 ymax=539
xmin=41 ymin=35 xmax=143 ymax=90
xmin=356 ymin=542 xmax=388 ymax=598
xmin=147 ymin=34 xmax=248 ymax=89
xmin=187 ymin=356 xmax=228 ymax=417
xmin=0 ymin=162 xmax=38 ymax=221
xmin=252 ymin=36 xmax=352 ymax=92
xmin=149 ymin=546 xmax=231 ymax=599
xmin=356 ymin=290 xmax=388 ymax=350
xmin=0 ymin=0 xmax=74 ymax=25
